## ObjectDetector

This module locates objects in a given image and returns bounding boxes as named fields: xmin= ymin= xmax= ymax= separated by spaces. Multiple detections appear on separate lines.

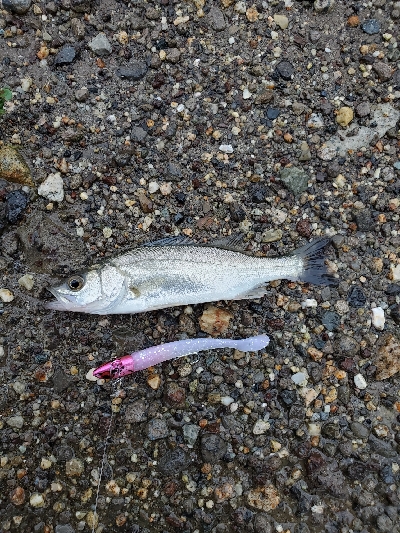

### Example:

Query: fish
xmin=46 ymin=236 xmax=336 ymax=315
xmin=91 ymin=334 xmax=270 ymax=379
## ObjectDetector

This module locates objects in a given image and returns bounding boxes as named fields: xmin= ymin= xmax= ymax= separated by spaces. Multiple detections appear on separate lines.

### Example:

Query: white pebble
xmin=371 ymin=307 xmax=385 ymax=330
xmin=160 ymin=182 xmax=172 ymax=195
xmin=291 ymin=372 xmax=308 ymax=386
xmin=354 ymin=373 xmax=367 ymax=390
xmin=148 ymin=181 xmax=160 ymax=194
xmin=30 ymin=493 xmax=45 ymax=508
xmin=38 ymin=172 xmax=64 ymax=202
xmin=18 ymin=274 xmax=34 ymax=291
xmin=228 ymin=37 xmax=235 ymax=44
xmin=308 ymin=423 xmax=321 ymax=436
xmin=103 ymin=227 xmax=113 ymax=238
xmin=302 ymin=298 xmax=318 ymax=308
xmin=253 ymin=419 xmax=270 ymax=435
xmin=390 ymin=264 xmax=400 ymax=282
xmin=85 ymin=368 xmax=97 ymax=382
xmin=242 ymin=88 xmax=252 ymax=100
xmin=0 ymin=288 xmax=14 ymax=302
xmin=219 ymin=144 xmax=234 ymax=154
xmin=220 ymin=396 xmax=235 ymax=406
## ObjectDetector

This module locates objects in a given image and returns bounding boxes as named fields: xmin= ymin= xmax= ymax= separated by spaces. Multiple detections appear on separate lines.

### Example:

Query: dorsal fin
xmin=143 ymin=234 xmax=245 ymax=253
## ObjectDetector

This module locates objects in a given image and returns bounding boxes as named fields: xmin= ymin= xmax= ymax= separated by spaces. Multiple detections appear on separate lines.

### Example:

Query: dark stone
xmin=354 ymin=210 xmax=373 ymax=231
xmin=348 ymin=286 xmax=366 ymax=307
xmin=373 ymin=62 xmax=393 ymax=82
xmin=361 ymin=19 xmax=381 ymax=35
xmin=124 ymin=400 xmax=148 ymax=423
xmin=334 ymin=335 xmax=359 ymax=356
xmin=296 ymin=220 xmax=311 ymax=238
xmin=167 ymin=162 xmax=183 ymax=180
xmin=266 ymin=108 xmax=280 ymax=120
xmin=53 ymin=368 xmax=73 ymax=393
xmin=147 ymin=418 xmax=169 ymax=440
xmin=54 ymin=46 xmax=76 ymax=66
xmin=321 ymin=311 xmax=340 ymax=331
xmin=131 ymin=126 xmax=148 ymax=144
xmin=201 ymin=434 xmax=227 ymax=463
xmin=158 ymin=448 xmax=189 ymax=475
xmin=207 ymin=6 xmax=226 ymax=31
xmin=2 ymin=0 xmax=31 ymax=15
xmin=253 ymin=513 xmax=274 ymax=533
xmin=385 ymin=284 xmax=400 ymax=295
xmin=275 ymin=60 xmax=294 ymax=80
xmin=251 ymin=185 xmax=267 ymax=203
xmin=116 ymin=62 xmax=148 ymax=81
xmin=280 ymin=389 xmax=297 ymax=406
xmin=350 ymin=421 xmax=370 ymax=439
xmin=230 ymin=203 xmax=246 ymax=222
xmin=390 ymin=305 xmax=400 ymax=325
xmin=6 ymin=190 xmax=28 ymax=224
xmin=356 ymin=102 xmax=371 ymax=117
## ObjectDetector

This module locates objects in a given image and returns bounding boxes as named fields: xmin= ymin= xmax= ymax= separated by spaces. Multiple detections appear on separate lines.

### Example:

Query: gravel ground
xmin=1 ymin=0 xmax=400 ymax=532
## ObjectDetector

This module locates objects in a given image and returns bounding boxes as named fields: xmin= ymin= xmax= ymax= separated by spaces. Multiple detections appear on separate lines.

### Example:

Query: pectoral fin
xmin=233 ymin=285 xmax=268 ymax=301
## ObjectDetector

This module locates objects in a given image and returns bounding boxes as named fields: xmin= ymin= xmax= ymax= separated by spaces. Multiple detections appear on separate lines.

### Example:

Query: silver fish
xmin=46 ymin=236 xmax=335 ymax=315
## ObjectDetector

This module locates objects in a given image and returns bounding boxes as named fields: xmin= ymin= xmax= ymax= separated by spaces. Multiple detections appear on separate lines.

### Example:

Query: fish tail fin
xmin=292 ymin=238 xmax=337 ymax=285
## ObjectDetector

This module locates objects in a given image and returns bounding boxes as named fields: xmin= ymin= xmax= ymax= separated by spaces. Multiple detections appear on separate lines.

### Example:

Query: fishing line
xmin=91 ymin=371 xmax=124 ymax=533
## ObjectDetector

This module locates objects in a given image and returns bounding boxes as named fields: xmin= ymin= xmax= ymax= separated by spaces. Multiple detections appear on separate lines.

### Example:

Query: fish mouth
xmin=45 ymin=288 xmax=79 ymax=311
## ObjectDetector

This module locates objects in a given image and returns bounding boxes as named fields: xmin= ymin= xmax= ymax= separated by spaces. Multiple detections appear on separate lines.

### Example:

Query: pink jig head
xmin=93 ymin=334 xmax=270 ymax=380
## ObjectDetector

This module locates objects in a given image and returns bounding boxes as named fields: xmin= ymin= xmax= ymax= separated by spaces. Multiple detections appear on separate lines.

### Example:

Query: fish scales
xmin=47 ymin=237 xmax=335 ymax=315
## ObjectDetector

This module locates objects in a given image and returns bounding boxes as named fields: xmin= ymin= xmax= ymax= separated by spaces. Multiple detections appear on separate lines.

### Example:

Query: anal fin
xmin=233 ymin=284 xmax=268 ymax=301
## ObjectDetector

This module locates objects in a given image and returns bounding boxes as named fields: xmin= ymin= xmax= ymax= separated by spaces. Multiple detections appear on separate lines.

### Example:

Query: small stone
xmin=322 ymin=311 xmax=340 ymax=331
xmin=54 ymin=46 xmax=76 ymax=65
xmin=296 ymin=219 xmax=311 ymax=237
xmin=10 ymin=487 xmax=25 ymax=506
xmin=299 ymin=142 xmax=311 ymax=161
xmin=307 ymin=113 xmax=324 ymax=129
xmin=0 ymin=146 xmax=33 ymax=186
xmin=347 ymin=15 xmax=359 ymax=27
xmin=7 ymin=415 xmax=24 ymax=428
xmin=275 ymin=60 xmax=294 ymax=80
xmin=207 ymin=6 xmax=226 ymax=31
xmin=71 ymin=18 xmax=85 ymax=40
xmin=279 ymin=166 xmax=309 ymax=196
xmin=219 ymin=144 xmax=234 ymax=153
xmin=0 ymin=289 xmax=14 ymax=302
xmin=373 ymin=62 xmax=393 ymax=81
xmin=147 ymin=374 xmax=161 ymax=390
xmin=158 ymin=448 xmax=189 ymax=476
xmin=201 ymin=434 xmax=227 ymax=463
xmin=75 ymin=87 xmax=89 ymax=102
xmin=247 ymin=484 xmax=280 ymax=512
xmin=6 ymin=191 xmax=28 ymax=224
xmin=66 ymin=458 xmax=84 ymax=477
xmin=356 ymin=101 xmax=370 ymax=117
xmin=335 ymin=300 xmax=349 ymax=315
xmin=273 ymin=14 xmax=288 ymax=29
xmin=347 ymin=286 xmax=366 ymax=307
xmin=41 ymin=458 xmax=52 ymax=469
xmin=2 ymin=0 xmax=31 ymax=15
xmin=89 ymin=33 xmax=112 ymax=56
xmin=18 ymin=274 xmax=34 ymax=291
xmin=371 ymin=307 xmax=385 ymax=330
xmin=183 ymin=424 xmax=201 ymax=446
xmin=266 ymin=108 xmax=280 ymax=120
xmin=30 ymin=493 xmax=45 ymax=508
xmin=116 ymin=62 xmax=148 ymax=81
xmin=292 ymin=372 xmax=308 ymax=386
xmin=354 ymin=373 xmax=367 ymax=390
xmin=261 ymin=229 xmax=282 ymax=243
xmin=242 ymin=88 xmax=252 ymax=99
xmin=375 ymin=334 xmax=400 ymax=380
xmin=389 ymin=264 xmax=400 ymax=281
xmin=199 ymin=305 xmax=233 ymax=336
xmin=246 ymin=6 xmax=259 ymax=22
xmin=103 ymin=227 xmax=112 ymax=239
xmin=314 ymin=0 xmax=335 ymax=13
xmin=147 ymin=418 xmax=169 ymax=440
xmin=336 ymin=107 xmax=353 ymax=127
xmin=361 ymin=19 xmax=380 ymax=35
xmin=253 ymin=419 xmax=270 ymax=435
xmin=38 ymin=172 xmax=64 ymax=202
xmin=131 ymin=126 xmax=148 ymax=144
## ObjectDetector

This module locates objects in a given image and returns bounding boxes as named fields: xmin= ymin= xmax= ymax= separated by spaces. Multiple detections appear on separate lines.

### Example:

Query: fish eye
xmin=67 ymin=275 xmax=85 ymax=291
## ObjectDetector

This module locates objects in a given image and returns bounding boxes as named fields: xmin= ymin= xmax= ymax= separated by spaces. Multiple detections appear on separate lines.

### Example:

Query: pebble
xmin=0 ymin=146 xmax=33 ymax=186
xmin=147 ymin=418 xmax=169 ymax=440
xmin=322 ymin=311 xmax=340 ymax=331
xmin=266 ymin=108 xmax=280 ymax=120
xmin=314 ymin=0 xmax=335 ymax=13
xmin=65 ymin=458 xmax=84 ymax=477
xmin=279 ymin=166 xmax=309 ymax=196
xmin=275 ymin=60 xmax=294 ymax=80
xmin=75 ymin=87 xmax=89 ymax=102
xmin=261 ymin=228 xmax=282 ymax=242
xmin=390 ymin=264 xmax=400 ymax=281
xmin=348 ymin=286 xmax=366 ymax=307
xmin=158 ymin=448 xmax=189 ymax=475
xmin=247 ymin=484 xmax=280 ymax=512
xmin=242 ymin=88 xmax=252 ymax=99
xmin=253 ymin=419 xmax=270 ymax=435
xmin=273 ymin=14 xmax=289 ymax=29
xmin=199 ymin=305 xmax=233 ymax=336
xmin=0 ymin=289 xmax=14 ymax=302
xmin=361 ymin=19 xmax=380 ymax=35
xmin=6 ymin=415 xmax=24 ymax=428
xmin=183 ymin=424 xmax=201 ymax=446
xmin=131 ymin=126 xmax=148 ymax=144
xmin=124 ymin=399 xmax=148 ymax=423
xmin=29 ymin=493 xmax=45 ymax=508
xmin=307 ymin=113 xmax=324 ymax=129
xmin=375 ymin=334 xmax=400 ymax=380
xmin=88 ymin=33 xmax=112 ymax=56
xmin=373 ymin=62 xmax=393 ymax=81
xmin=18 ymin=274 xmax=34 ymax=291
xmin=116 ymin=62 xmax=148 ymax=81
xmin=371 ymin=307 xmax=385 ymax=330
xmin=201 ymin=434 xmax=227 ymax=463
xmin=6 ymin=190 xmax=28 ymax=224
xmin=292 ymin=372 xmax=308 ymax=386
xmin=302 ymin=298 xmax=318 ymax=308
xmin=219 ymin=144 xmax=234 ymax=153
xmin=336 ymin=107 xmax=353 ymax=127
xmin=207 ymin=6 xmax=226 ymax=31
xmin=54 ymin=46 xmax=76 ymax=66
xmin=38 ymin=173 xmax=64 ymax=202
xmin=10 ymin=487 xmax=25 ymax=506
xmin=2 ymin=0 xmax=31 ymax=15
xmin=356 ymin=102 xmax=370 ymax=117
xmin=354 ymin=374 xmax=367 ymax=390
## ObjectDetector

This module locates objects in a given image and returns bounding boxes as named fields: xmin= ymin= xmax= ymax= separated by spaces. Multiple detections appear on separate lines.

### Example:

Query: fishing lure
xmin=93 ymin=334 xmax=270 ymax=379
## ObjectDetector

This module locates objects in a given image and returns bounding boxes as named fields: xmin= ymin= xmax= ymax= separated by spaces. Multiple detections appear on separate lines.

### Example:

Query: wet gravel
xmin=1 ymin=0 xmax=400 ymax=532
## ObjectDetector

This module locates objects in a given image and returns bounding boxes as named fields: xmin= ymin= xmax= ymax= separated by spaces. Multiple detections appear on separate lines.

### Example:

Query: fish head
xmin=46 ymin=265 xmax=127 ymax=314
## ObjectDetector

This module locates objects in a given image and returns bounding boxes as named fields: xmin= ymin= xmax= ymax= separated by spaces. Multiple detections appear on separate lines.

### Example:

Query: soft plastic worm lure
xmin=93 ymin=334 xmax=270 ymax=379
